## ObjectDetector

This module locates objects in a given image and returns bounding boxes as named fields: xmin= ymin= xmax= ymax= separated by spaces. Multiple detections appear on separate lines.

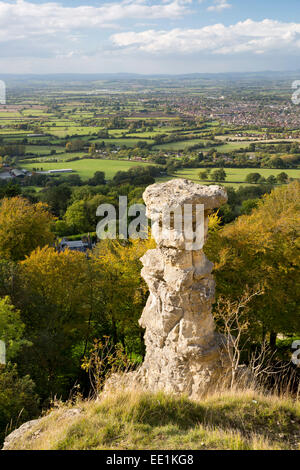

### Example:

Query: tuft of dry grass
xmin=4 ymin=388 xmax=300 ymax=451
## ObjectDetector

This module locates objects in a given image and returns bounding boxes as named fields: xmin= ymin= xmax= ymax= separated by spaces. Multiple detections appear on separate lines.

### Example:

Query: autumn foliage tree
xmin=92 ymin=236 xmax=155 ymax=354
xmin=6 ymin=235 xmax=155 ymax=398
xmin=16 ymin=247 xmax=94 ymax=396
xmin=205 ymin=181 xmax=300 ymax=345
xmin=0 ymin=197 xmax=55 ymax=261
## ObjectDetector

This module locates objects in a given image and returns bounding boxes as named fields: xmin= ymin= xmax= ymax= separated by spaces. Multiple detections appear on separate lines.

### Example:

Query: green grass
xmin=154 ymin=139 xmax=210 ymax=151
xmin=215 ymin=138 xmax=300 ymax=150
xmin=20 ymin=158 xmax=153 ymax=180
xmin=44 ymin=126 xmax=102 ymax=137
xmin=22 ymin=151 xmax=88 ymax=162
xmin=22 ymin=109 xmax=48 ymax=117
xmin=0 ymin=129 xmax=28 ymax=135
xmin=215 ymin=141 xmax=258 ymax=152
xmin=25 ymin=145 xmax=65 ymax=155
xmin=174 ymin=167 xmax=300 ymax=185
xmin=90 ymin=138 xmax=155 ymax=147
xmin=20 ymin=160 xmax=299 ymax=185
xmin=22 ymin=186 xmax=43 ymax=193
xmin=0 ymin=112 xmax=21 ymax=117
xmin=5 ymin=390 xmax=300 ymax=450
xmin=107 ymin=129 xmax=127 ymax=136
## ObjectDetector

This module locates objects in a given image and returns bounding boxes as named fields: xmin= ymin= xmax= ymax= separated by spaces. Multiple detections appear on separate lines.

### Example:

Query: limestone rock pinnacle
xmin=106 ymin=179 xmax=231 ymax=398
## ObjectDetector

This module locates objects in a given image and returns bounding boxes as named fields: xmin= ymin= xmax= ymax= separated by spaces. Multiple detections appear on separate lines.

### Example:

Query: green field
xmin=0 ymin=112 xmax=21 ymax=117
xmin=0 ymin=129 xmax=28 ymax=136
xmin=90 ymin=137 xmax=155 ymax=147
xmin=174 ymin=167 xmax=300 ymax=185
xmin=22 ymin=151 xmax=90 ymax=162
xmin=25 ymin=145 xmax=65 ymax=155
xmin=44 ymin=126 xmax=101 ymax=137
xmin=215 ymin=141 xmax=257 ymax=152
xmin=21 ymin=158 xmax=153 ymax=180
xmin=154 ymin=139 xmax=209 ymax=151
xmin=22 ymin=109 xmax=48 ymax=117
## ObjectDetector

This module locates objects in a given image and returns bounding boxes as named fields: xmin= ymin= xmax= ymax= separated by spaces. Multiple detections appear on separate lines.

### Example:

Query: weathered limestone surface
xmin=108 ymin=179 xmax=231 ymax=398
xmin=2 ymin=409 xmax=83 ymax=450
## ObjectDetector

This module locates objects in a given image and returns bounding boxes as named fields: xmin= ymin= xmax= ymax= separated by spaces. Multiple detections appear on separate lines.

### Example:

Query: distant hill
xmin=1 ymin=70 xmax=300 ymax=88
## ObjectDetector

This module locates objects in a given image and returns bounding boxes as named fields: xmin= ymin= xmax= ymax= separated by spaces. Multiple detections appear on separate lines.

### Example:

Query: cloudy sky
xmin=0 ymin=0 xmax=300 ymax=74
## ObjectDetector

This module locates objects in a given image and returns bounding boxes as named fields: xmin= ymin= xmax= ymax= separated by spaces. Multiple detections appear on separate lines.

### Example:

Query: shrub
xmin=0 ymin=364 xmax=39 ymax=445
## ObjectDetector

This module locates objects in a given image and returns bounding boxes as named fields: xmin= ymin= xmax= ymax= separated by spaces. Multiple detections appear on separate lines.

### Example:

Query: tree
xmin=240 ymin=199 xmax=259 ymax=215
xmin=92 ymin=237 xmax=155 ymax=352
xmin=0 ymin=181 xmax=21 ymax=199
xmin=276 ymin=172 xmax=288 ymax=184
xmin=0 ymin=296 xmax=30 ymax=362
xmin=152 ymin=155 xmax=166 ymax=165
xmin=0 ymin=364 xmax=39 ymax=445
xmin=64 ymin=200 xmax=90 ymax=234
xmin=205 ymin=181 xmax=300 ymax=345
xmin=65 ymin=141 xmax=73 ymax=152
xmin=89 ymin=144 xmax=96 ymax=154
xmin=271 ymin=157 xmax=286 ymax=169
xmin=113 ymin=167 xmax=156 ymax=186
xmin=65 ymin=139 xmax=84 ymax=152
xmin=54 ymin=219 xmax=72 ymax=237
xmin=0 ymin=197 xmax=55 ymax=261
xmin=211 ymin=168 xmax=226 ymax=182
xmin=245 ymin=173 xmax=261 ymax=184
xmin=63 ymin=174 xmax=82 ymax=187
xmin=17 ymin=247 xmax=94 ymax=396
xmin=97 ymin=129 xmax=109 ymax=138
xmin=266 ymin=175 xmax=277 ymax=185
xmin=87 ymin=171 xmax=106 ymax=186
xmin=137 ymin=141 xmax=148 ymax=149
xmin=257 ymin=176 xmax=266 ymax=184
xmin=198 ymin=170 xmax=208 ymax=180
xmin=40 ymin=184 xmax=72 ymax=216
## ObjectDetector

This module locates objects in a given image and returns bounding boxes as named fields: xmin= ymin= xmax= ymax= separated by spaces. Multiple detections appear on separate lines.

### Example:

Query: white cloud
xmin=0 ymin=0 xmax=190 ymax=43
xmin=207 ymin=0 xmax=231 ymax=12
xmin=111 ymin=19 xmax=300 ymax=55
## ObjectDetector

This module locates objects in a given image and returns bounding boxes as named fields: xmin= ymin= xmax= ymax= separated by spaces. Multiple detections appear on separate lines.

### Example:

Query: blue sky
xmin=0 ymin=0 xmax=300 ymax=74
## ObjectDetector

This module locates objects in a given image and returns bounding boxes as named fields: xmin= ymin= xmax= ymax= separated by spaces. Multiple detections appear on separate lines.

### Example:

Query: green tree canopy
xmin=245 ymin=173 xmax=261 ymax=184
xmin=211 ymin=168 xmax=226 ymax=182
xmin=206 ymin=181 xmax=300 ymax=343
xmin=0 ymin=296 xmax=30 ymax=361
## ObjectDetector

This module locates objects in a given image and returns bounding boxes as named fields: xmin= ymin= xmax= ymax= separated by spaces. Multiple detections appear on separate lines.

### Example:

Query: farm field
xmin=90 ymin=137 xmax=155 ymax=147
xmin=215 ymin=141 xmax=261 ymax=152
xmin=216 ymin=136 xmax=300 ymax=145
xmin=174 ymin=167 xmax=300 ymax=185
xmin=0 ymin=112 xmax=21 ymax=118
xmin=22 ymin=151 xmax=89 ymax=162
xmin=25 ymin=145 xmax=65 ymax=155
xmin=21 ymin=158 xmax=154 ymax=180
xmin=42 ymin=126 xmax=103 ymax=137
xmin=0 ymin=129 xmax=28 ymax=136
xmin=1 ymin=79 xmax=300 ymax=192
xmin=153 ymin=136 xmax=261 ymax=152
xmin=24 ymin=186 xmax=43 ymax=193
xmin=154 ymin=139 xmax=210 ymax=151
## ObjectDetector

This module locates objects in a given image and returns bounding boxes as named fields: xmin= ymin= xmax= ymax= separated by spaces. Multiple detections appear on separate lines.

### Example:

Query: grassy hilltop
xmin=4 ymin=389 xmax=300 ymax=451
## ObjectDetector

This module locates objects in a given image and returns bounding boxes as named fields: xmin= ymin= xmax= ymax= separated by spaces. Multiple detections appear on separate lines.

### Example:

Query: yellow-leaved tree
xmin=17 ymin=246 xmax=93 ymax=395
xmin=205 ymin=180 xmax=300 ymax=345
xmin=92 ymin=236 xmax=155 ymax=354
xmin=0 ymin=197 xmax=55 ymax=261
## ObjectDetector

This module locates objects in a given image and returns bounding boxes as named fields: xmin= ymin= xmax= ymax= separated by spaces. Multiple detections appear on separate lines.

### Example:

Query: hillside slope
xmin=3 ymin=390 xmax=300 ymax=450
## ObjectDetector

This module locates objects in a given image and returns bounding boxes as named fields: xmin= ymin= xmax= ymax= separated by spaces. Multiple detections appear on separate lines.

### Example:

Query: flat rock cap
xmin=143 ymin=179 xmax=227 ymax=218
